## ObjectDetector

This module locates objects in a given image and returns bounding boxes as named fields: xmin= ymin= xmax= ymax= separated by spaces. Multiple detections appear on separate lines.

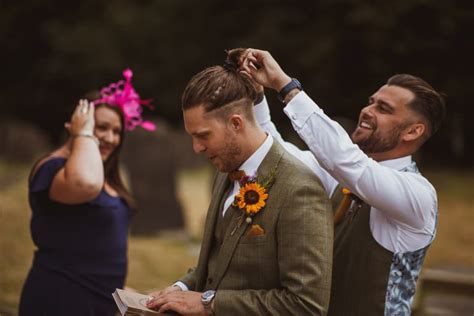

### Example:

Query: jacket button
xmin=207 ymin=277 xmax=213 ymax=284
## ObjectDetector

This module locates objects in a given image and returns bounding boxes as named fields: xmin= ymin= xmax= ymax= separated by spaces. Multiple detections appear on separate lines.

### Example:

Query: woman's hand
xmin=65 ymin=99 xmax=95 ymax=136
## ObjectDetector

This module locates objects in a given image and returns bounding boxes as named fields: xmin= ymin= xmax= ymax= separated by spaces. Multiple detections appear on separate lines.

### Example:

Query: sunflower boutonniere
xmin=230 ymin=168 xmax=277 ymax=235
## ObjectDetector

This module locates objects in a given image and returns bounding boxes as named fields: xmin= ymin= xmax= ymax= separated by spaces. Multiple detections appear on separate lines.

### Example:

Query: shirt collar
xmin=238 ymin=134 xmax=273 ymax=179
xmin=379 ymin=155 xmax=413 ymax=170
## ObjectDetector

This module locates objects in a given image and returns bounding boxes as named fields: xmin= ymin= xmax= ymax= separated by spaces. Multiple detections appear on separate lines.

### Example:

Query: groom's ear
xmin=228 ymin=114 xmax=244 ymax=131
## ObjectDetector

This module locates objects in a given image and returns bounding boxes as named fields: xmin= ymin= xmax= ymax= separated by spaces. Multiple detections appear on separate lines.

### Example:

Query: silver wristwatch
xmin=201 ymin=290 xmax=216 ymax=315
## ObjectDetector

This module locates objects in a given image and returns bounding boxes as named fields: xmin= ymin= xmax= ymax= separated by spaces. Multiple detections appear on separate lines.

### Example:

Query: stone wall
xmin=122 ymin=117 xmax=207 ymax=235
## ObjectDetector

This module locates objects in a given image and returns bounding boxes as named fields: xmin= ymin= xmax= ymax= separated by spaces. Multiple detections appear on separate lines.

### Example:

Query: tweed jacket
xmin=179 ymin=141 xmax=333 ymax=315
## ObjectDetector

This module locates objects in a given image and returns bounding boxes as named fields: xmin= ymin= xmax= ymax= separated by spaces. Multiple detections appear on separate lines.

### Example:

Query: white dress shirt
xmin=254 ymin=93 xmax=437 ymax=253
xmin=174 ymin=134 xmax=274 ymax=292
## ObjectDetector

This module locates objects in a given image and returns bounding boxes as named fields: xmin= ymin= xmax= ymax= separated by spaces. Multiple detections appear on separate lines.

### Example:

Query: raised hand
xmin=64 ymin=99 xmax=95 ymax=136
xmin=241 ymin=49 xmax=292 ymax=92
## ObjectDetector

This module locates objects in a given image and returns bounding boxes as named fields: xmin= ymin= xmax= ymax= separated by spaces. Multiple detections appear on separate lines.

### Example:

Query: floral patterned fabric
xmin=384 ymin=161 xmax=437 ymax=315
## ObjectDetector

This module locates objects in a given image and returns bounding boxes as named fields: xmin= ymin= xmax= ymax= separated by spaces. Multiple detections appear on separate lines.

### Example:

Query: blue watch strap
xmin=277 ymin=78 xmax=302 ymax=102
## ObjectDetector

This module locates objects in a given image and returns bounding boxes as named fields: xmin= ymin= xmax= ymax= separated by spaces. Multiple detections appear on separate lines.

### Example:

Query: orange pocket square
xmin=246 ymin=224 xmax=265 ymax=237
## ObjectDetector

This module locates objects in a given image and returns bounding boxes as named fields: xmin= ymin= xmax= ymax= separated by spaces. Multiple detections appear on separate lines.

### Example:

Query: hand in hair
xmin=64 ymin=99 xmax=96 ymax=136
xmin=227 ymin=48 xmax=264 ymax=98
xmin=241 ymin=49 xmax=292 ymax=92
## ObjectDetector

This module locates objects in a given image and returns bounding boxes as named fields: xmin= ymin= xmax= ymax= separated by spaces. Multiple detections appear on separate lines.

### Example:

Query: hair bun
xmin=223 ymin=48 xmax=246 ymax=71
xmin=223 ymin=59 xmax=238 ymax=71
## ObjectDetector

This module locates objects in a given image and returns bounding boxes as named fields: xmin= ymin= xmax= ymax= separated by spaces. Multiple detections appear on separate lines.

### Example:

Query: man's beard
xmin=217 ymin=134 xmax=242 ymax=173
xmin=353 ymin=125 xmax=404 ymax=154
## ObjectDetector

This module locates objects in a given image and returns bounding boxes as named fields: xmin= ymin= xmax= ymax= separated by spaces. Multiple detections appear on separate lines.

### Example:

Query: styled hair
xmin=387 ymin=74 xmax=446 ymax=137
xmin=96 ymin=104 xmax=136 ymax=209
xmin=181 ymin=49 xmax=258 ymax=119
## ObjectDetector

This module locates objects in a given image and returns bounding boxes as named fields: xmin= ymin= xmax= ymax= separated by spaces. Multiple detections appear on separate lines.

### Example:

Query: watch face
xmin=202 ymin=290 xmax=215 ymax=302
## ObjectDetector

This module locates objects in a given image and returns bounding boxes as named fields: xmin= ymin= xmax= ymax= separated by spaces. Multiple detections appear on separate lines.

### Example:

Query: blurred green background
xmin=1 ymin=0 xmax=473 ymax=166
xmin=1 ymin=1 xmax=473 ymax=315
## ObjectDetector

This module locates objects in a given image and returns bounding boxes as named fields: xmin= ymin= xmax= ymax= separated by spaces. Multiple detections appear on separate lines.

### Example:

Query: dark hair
xmin=181 ymin=48 xmax=258 ymax=116
xmin=387 ymin=74 xmax=446 ymax=137
xmin=96 ymin=104 xmax=136 ymax=209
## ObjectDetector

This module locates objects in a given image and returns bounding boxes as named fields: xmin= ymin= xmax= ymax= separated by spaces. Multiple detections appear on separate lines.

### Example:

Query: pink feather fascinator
xmin=92 ymin=68 xmax=156 ymax=132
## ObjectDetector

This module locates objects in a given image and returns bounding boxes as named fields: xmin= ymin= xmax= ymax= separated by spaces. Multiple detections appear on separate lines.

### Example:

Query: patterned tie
xmin=228 ymin=170 xmax=246 ymax=182
xmin=334 ymin=188 xmax=356 ymax=225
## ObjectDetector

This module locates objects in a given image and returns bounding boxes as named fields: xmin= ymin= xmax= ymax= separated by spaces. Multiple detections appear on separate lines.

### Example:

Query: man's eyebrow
xmin=377 ymin=100 xmax=395 ymax=112
xmin=192 ymin=130 xmax=211 ymax=137
xmin=379 ymin=100 xmax=394 ymax=108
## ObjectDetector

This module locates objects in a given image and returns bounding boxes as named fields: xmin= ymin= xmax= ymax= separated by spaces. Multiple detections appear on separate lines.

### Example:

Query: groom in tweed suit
xmin=147 ymin=54 xmax=333 ymax=316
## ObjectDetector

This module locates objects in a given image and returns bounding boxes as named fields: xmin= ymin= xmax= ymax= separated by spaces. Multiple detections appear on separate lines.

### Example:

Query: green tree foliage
xmin=1 ymin=0 xmax=472 ymax=165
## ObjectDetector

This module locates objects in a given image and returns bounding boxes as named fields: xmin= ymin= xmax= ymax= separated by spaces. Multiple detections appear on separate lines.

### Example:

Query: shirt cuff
xmin=283 ymin=91 xmax=322 ymax=129
xmin=172 ymin=281 xmax=189 ymax=291
xmin=254 ymin=95 xmax=271 ymax=124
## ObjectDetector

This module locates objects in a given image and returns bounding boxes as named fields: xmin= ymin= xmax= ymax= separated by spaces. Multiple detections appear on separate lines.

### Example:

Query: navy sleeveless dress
xmin=19 ymin=158 xmax=131 ymax=315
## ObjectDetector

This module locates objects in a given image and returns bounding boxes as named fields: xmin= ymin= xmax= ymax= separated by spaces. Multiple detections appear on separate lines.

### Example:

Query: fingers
xmin=243 ymin=55 xmax=262 ymax=75
xmin=74 ymin=99 xmax=95 ymax=122
xmin=238 ymin=48 xmax=249 ymax=65
xmin=147 ymin=294 xmax=169 ymax=309
xmin=239 ymin=69 xmax=252 ymax=79
xmin=147 ymin=291 xmax=203 ymax=315
xmin=246 ymin=48 xmax=267 ymax=63
xmin=158 ymin=302 xmax=180 ymax=314
xmin=152 ymin=290 xmax=165 ymax=298
xmin=87 ymin=100 xmax=95 ymax=119
xmin=146 ymin=290 xmax=182 ymax=309
xmin=81 ymin=99 xmax=91 ymax=114
xmin=146 ymin=295 xmax=157 ymax=309
xmin=147 ymin=285 xmax=179 ymax=305
xmin=234 ymin=47 xmax=271 ymax=73
xmin=146 ymin=291 xmax=167 ymax=309
xmin=242 ymin=57 xmax=256 ymax=75
xmin=81 ymin=101 xmax=88 ymax=114
xmin=146 ymin=296 xmax=159 ymax=309
xmin=69 ymin=99 xmax=95 ymax=136
xmin=246 ymin=53 xmax=262 ymax=70
xmin=73 ymin=100 xmax=82 ymax=116
xmin=74 ymin=99 xmax=91 ymax=116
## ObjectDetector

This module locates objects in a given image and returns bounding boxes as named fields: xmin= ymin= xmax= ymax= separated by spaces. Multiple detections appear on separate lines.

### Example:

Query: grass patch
xmin=0 ymin=164 xmax=33 ymax=312
xmin=423 ymin=169 xmax=474 ymax=268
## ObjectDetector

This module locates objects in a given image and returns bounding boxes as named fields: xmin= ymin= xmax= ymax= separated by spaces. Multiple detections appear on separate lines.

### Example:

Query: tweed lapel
xmin=212 ymin=140 xmax=285 ymax=289
xmin=255 ymin=140 xmax=285 ymax=182
xmin=195 ymin=172 xmax=230 ymax=289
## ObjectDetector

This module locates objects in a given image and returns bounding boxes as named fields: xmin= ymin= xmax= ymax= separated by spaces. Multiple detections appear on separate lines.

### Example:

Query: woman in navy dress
xmin=19 ymin=69 xmax=155 ymax=315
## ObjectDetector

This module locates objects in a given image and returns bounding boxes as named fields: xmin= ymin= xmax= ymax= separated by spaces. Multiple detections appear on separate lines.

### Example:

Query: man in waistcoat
xmin=240 ymin=48 xmax=446 ymax=315
xmin=146 ymin=54 xmax=333 ymax=315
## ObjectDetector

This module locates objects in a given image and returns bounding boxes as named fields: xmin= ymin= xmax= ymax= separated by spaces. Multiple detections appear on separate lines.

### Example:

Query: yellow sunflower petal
xmin=247 ymin=204 xmax=258 ymax=214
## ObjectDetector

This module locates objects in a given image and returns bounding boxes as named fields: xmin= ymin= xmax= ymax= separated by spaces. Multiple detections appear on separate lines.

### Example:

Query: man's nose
xmin=361 ymin=104 xmax=375 ymax=118
xmin=192 ymin=140 xmax=206 ymax=154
